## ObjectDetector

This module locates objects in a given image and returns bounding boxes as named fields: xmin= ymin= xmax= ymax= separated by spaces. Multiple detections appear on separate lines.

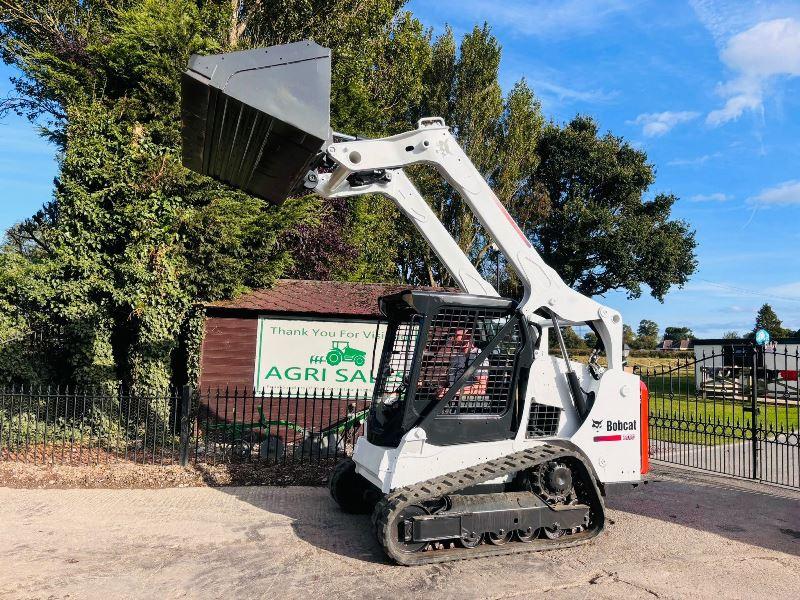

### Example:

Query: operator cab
xmin=368 ymin=291 xmax=536 ymax=447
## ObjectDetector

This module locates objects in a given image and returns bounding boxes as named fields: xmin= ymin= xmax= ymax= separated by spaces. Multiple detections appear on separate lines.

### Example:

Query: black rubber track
xmin=330 ymin=457 xmax=377 ymax=514
xmin=372 ymin=444 xmax=606 ymax=565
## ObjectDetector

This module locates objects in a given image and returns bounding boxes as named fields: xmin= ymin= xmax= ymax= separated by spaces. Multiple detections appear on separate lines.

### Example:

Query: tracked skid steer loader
xmin=181 ymin=41 xmax=649 ymax=565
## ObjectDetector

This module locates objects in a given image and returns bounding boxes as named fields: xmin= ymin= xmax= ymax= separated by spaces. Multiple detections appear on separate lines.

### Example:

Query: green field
xmin=573 ymin=356 xmax=799 ymax=444
xmin=574 ymin=354 xmax=687 ymax=371
xmin=644 ymin=373 xmax=799 ymax=445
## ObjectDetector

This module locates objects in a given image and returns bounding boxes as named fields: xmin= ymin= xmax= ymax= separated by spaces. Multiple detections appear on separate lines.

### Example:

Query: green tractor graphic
xmin=325 ymin=340 xmax=366 ymax=367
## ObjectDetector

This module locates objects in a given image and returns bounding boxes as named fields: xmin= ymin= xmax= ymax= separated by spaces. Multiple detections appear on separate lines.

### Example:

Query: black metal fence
xmin=193 ymin=387 xmax=370 ymax=465
xmin=4 ymin=344 xmax=799 ymax=492
xmin=0 ymin=386 xmax=183 ymax=465
xmin=0 ymin=386 xmax=370 ymax=467
xmin=642 ymin=343 xmax=800 ymax=489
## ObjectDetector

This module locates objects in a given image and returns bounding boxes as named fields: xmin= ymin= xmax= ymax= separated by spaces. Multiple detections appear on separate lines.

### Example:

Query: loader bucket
xmin=181 ymin=41 xmax=331 ymax=204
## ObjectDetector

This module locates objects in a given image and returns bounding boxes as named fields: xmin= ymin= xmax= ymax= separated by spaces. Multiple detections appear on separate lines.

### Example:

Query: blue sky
xmin=0 ymin=97 xmax=58 ymax=228
xmin=1 ymin=0 xmax=800 ymax=338
xmin=406 ymin=0 xmax=800 ymax=338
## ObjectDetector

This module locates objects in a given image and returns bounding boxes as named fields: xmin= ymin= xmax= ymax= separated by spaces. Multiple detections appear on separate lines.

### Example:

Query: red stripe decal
xmin=493 ymin=197 xmax=532 ymax=247
xmin=593 ymin=434 xmax=622 ymax=442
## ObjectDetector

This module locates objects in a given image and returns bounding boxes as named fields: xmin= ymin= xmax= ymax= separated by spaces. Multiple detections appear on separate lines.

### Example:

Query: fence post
xmin=749 ymin=345 xmax=760 ymax=480
xmin=179 ymin=385 xmax=191 ymax=467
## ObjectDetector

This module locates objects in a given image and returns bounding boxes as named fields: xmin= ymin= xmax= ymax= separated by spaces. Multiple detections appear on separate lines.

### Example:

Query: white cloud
xmin=748 ymin=180 xmax=800 ymax=206
xmin=529 ymin=80 xmax=617 ymax=104
xmin=704 ymin=17 xmax=800 ymax=125
xmin=722 ymin=18 xmax=800 ymax=77
xmin=418 ymin=0 xmax=637 ymax=38
xmin=667 ymin=152 xmax=722 ymax=166
xmin=764 ymin=282 xmax=800 ymax=300
xmin=628 ymin=111 xmax=700 ymax=137
xmin=689 ymin=192 xmax=730 ymax=202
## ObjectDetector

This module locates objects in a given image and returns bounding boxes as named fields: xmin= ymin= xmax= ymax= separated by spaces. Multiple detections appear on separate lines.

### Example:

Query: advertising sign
xmin=254 ymin=317 xmax=387 ymax=393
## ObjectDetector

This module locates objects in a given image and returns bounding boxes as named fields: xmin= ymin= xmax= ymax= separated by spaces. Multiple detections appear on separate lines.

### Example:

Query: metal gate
xmin=641 ymin=343 xmax=800 ymax=488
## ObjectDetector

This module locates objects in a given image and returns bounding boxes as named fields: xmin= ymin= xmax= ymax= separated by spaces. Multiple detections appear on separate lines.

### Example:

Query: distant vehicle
xmin=326 ymin=340 xmax=366 ymax=367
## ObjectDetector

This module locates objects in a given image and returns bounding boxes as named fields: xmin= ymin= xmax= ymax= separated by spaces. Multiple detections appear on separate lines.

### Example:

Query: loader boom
xmin=319 ymin=166 xmax=498 ymax=297
xmin=317 ymin=119 xmax=624 ymax=370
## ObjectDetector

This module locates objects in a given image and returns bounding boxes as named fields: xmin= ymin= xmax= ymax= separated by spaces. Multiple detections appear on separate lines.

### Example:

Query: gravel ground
xmin=0 ymin=459 xmax=337 ymax=488
xmin=1 ymin=464 xmax=798 ymax=600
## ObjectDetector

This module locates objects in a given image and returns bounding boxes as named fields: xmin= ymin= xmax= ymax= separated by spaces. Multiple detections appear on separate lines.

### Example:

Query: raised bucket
xmin=181 ymin=41 xmax=331 ymax=203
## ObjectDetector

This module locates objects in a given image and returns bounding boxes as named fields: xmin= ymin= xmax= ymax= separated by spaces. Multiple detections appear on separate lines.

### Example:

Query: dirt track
xmin=1 ymin=465 xmax=798 ymax=600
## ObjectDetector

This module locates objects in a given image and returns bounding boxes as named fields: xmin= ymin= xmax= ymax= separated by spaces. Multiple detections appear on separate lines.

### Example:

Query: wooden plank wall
xmin=199 ymin=315 xmax=257 ymax=392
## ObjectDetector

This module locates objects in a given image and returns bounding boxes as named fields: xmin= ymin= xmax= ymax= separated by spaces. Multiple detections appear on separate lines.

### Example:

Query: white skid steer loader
xmin=181 ymin=41 xmax=649 ymax=565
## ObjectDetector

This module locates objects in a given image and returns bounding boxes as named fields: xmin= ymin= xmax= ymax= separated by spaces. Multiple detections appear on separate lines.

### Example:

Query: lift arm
xmin=317 ymin=167 xmax=498 ymax=297
xmin=316 ymin=118 xmax=624 ymax=369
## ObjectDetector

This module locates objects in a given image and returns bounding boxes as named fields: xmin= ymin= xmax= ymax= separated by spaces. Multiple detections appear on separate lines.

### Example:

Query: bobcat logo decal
xmin=591 ymin=419 xmax=603 ymax=430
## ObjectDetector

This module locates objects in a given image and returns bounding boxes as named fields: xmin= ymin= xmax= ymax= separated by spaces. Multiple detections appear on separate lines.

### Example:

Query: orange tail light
xmin=640 ymin=380 xmax=650 ymax=475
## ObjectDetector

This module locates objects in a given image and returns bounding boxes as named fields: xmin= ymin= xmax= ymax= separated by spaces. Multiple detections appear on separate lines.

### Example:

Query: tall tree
xmin=631 ymin=319 xmax=659 ymax=349
xmin=664 ymin=326 xmax=694 ymax=342
xmin=753 ymin=303 xmax=792 ymax=339
xmin=0 ymin=0 xmax=423 ymax=389
xmin=583 ymin=331 xmax=598 ymax=347
xmin=0 ymin=0 xmax=322 ymax=390
xmin=310 ymin=10 xmax=435 ymax=283
xmin=369 ymin=25 xmax=544 ymax=287
xmin=637 ymin=319 xmax=659 ymax=338
xmin=523 ymin=116 xmax=697 ymax=301
xmin=549 ymin=326 xmax=585 ymax=351
xmin=622 ymin=324 xmax=636 ymax=346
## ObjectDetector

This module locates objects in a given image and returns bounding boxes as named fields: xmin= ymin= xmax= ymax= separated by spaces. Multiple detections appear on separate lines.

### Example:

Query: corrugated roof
xmin=206 ymin=279 xmax=451 ymax=318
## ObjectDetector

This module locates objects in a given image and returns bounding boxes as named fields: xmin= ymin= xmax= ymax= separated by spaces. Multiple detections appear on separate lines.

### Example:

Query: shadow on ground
xmin=207 ymin=463 xmax=800 ymax=564
xmin=209 ymin=479 xmax=387 ymax=563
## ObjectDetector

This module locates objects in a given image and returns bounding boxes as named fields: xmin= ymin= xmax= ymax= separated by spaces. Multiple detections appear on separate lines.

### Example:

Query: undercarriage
xmin=332 ymin=444 xmax=604 ymax=565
